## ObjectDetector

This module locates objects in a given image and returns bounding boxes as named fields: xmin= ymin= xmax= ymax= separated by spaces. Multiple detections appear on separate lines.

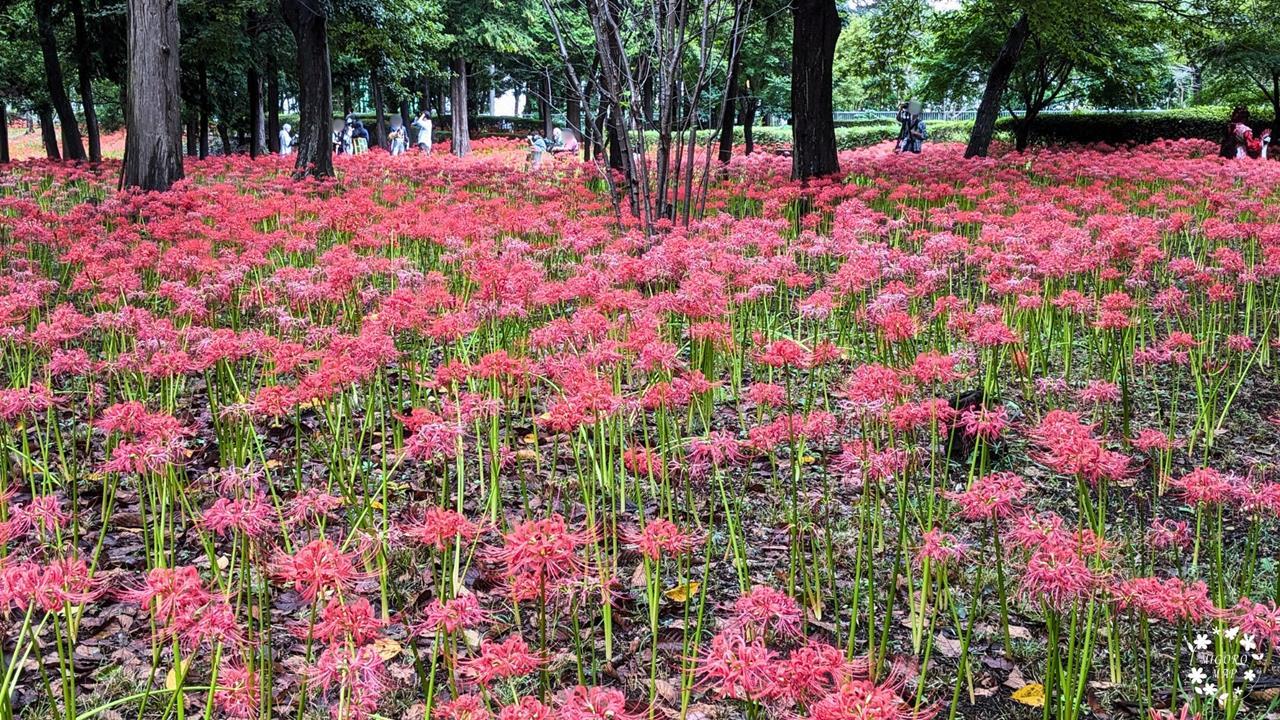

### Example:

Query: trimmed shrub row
xmin=994 ymin=106 xmax=1275 ymax=147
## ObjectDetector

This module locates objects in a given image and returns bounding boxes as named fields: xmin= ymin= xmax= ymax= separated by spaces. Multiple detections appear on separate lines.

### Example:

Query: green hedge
xmin=994 ymin=106 xmax=1274 ymax=147
xmin=730 ymin=120 xmax=974 ymax=150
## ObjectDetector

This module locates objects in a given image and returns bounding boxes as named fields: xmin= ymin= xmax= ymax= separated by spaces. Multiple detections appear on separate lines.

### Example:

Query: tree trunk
xmin=217 ymin=123 xmax=231 ymax=155
xmin=399 ymin=97 xmax=411 ymax=128
xmin=281 ymin=0 xmax=334 ymax=178
xmin=34 ymin=0 xmax=87 ymax=161
xmin=248 ymin=66 xmax=266 ymax=157
xmin=742 ymin=94 xmax=758 ymax=155
xmin=69 ymin=0 xmax=101 ymax=161
xmin=790 ymin=0 xmax=839 ymax=179
xmin=1014 ymin=118 xmax=1030 ymax=151
xmin=38 ymin=105 xmax=60 ymax=158
xmin=198 ymin=63 xmax=210 ymax=158
xmin=371 ymin=69 xmax=386 ymax=149
xmin=542 ymin=69 xmax=555 ymax=138
xmin=450 ymin=56 xmax=471 ymax=157
xmin=0 ymin=102 xmax=9 ymax=164
xmin=123 ymin=0 xmax=183 ymax=190
xmin=717 ymin=70 xmax=739 ymax=164
xmin=39 ymin=105 xmax=61 ymax=158
xmin=1272 ymin=72 xmax=1280 ymax=129
xmin=567 ymin=94 xmax=581 ymax=138
xmin=267 ymin=60 xmax=281 ymax=152
xmin=186 ymin=115 xmax=197 ymax=156
xmin=964 ymin=13 xmax=1029 ymax=159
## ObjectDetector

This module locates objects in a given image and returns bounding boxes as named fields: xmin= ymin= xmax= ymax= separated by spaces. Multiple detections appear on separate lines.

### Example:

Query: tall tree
xmin=123 ymin=0 xmax=183 ymax=190
xmin=790 ymin=0 xmax=840 ymax=178
xmin=450 ymin=57 xmax=470 ymax=156
xmin=0 ymin=101 xmax=8 ymax=163
xmin=68 ymin=0 xmax=101 ymax=160
xmin=964 ymin=12 xmax=1028 ymax=157
xmin=281 ymin=0 xmax=334 ymax=177
xmin=34 ymin=0 xmax=87 ymax=160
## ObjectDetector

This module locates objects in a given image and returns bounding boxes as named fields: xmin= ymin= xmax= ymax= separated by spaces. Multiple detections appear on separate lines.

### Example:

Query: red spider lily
xmin=1113 ymin=576 xmax=1216 ymax=624
xmin=1020 ymin=543 xmax=1101 ymax=611
xmin=729 ymin=585 xmax=804 ymax=638
xmin=623 ymin=518 xmax=697 ymax=561
xmin=773 ymin=642 xmax=865 ymax=706
xmin=1146 ymin=518 xmax=1192 ymax=551
xmin=805 ymin=662 xmax=937 ymax=720
xmin=494 ymin=514 xmax=590 ymax=587
xmin=915 ymin=529 xmax=969 ymax=567
xmin=287 ymin=488 xmax=345 ymax=526
xmin=695 ymin=630 xmax=780 ymax=701
xmin=119 ymin=565 xmax=241 ymax=649
xmin=945 ymin=471 xmax=1027 ymax=521
xmin=7 ymin=494 xmax=70 ymax=538
xmin=272 ymin=537 xmax=368 ymax=603
xmin=0 ymin=555 xmax=102 ymax=612
xmin=497 ymin=697 xmax=554 ymax=720
xmin=214 ymin=662 xmax=261 ymax=719
xmin=413 ymin=592 xmax=488 ymax=635
xmin=201 ymin=494 xmax=276 ymax=538
xmin=957 ymin=405 xmax=1008 ymax=441
xmin=399 ymin=506 xmax=482 ymax=551
xmin=556 ymin=685 xmax=640 ymax=720
xmin=434 ymin=694 xmax=493 ymax=720
xmin=461 ymin=634 xmax=546 ymax=685
xmin=1222 ymin=597 xmax=1280 ymax=651
xmin=310 ymin=596 xmax=385 ymax=645
xmin=308 ymin=643 xmax=389 ymax=720
xmin=1171 ymin=467 xmax=1238 ymax=506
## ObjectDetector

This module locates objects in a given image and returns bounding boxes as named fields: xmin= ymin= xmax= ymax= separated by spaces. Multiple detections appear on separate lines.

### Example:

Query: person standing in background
xmin=413 ymin=111 xmax=433 ymax=154
xmin=278 ymin=123 xmax=293 ymax=156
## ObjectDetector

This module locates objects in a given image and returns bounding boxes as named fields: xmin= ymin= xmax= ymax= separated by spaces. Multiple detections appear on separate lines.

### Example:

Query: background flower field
xmin=0 ymin=140 xmax=1278 ymax=720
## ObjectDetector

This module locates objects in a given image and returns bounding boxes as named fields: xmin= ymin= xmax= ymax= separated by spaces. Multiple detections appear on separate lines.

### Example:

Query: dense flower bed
xmin=0 ymin=140 xmax=1278 ymax=720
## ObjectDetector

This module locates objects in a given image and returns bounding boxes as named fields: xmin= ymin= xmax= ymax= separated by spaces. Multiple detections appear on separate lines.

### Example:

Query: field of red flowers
xmin=0 ymin=139 xmax=1278 ymax=720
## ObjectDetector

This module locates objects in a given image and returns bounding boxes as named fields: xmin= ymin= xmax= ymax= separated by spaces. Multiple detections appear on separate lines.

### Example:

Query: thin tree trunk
xmin=199 ymin=63 xmax=210 ymax=158
xmin=965 ymin=12 xmax=1029 ymax=158
xmin=249 ymin=66 xmax=266 ymax=157
xmin=399 ymin=97 xmax=411 ymax=127
xmin=39 ymin=105 xmax=61 ymax=159
xmin=542 ymin=69 xmax=555 ymax=138
xmin=790 ymin=0 xmax=839 ymax=179
xmin=0 ymin=102 xmax=7 ymax=163
xmin=742 ymin=94 xmax=757 ymax=155
xmin=717 ymin=0 xmax=750 ymax=166
xmin=281 ymin=0 xmax=334 ymax=177
xmin=371 ymin=69 xmax=386 ymax=149
xmin=186 ymin=115 xmax=197 ymax=156
xmin=34 ymin=0 xmax=87 ymax=160
xmin=450 ymin=56 xmax=471 ymax=157
xmin=123 ymin=0 xmax=183 ymax=190
xmin=69 ymin=0 xmax=101 ymax=161
xmin=267 ymin=60 xmax=281 ymax=152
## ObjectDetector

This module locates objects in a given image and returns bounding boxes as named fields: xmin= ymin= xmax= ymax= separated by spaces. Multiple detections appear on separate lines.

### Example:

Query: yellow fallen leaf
xmin=664 ymin=581 xmax=701 ymax=603
xmin=523 ymin=433 xmax=539 ymax=444
xmin=216 ymin=555 xmax=230 ymax=571
xmin=165 ymin=659 xmax=190 ymax=691
xmin=515 ymin=449 xmax=539 ymax=462
xmin=1011 ymin=683 xmax=1045 ymax=707
xmin=372 ymin=637 xmax=402 ymax=660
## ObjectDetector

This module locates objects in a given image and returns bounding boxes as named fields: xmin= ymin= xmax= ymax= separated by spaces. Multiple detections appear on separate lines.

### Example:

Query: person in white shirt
xmin=278 ymin=123 xmax=294 ymax=156
xmin=412 ymin=112 xmax=432 ymax=154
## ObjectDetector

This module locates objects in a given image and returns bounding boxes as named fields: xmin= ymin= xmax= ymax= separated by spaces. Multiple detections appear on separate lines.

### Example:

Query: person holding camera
xmin=900 ymin=101 xmax=927 ymax=154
